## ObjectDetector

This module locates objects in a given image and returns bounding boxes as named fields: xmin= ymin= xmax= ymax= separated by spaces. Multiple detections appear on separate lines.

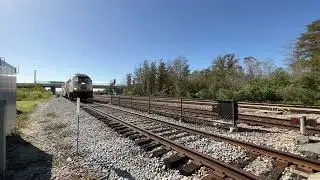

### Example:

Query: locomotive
xmin=62 ymin=73 xmax=93 ymax=100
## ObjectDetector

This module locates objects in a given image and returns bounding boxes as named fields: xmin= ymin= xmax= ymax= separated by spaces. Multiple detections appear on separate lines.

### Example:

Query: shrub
xmin=17 ymin=87 xmax=51 ymax=101
xmin=216 ymin=89 xmax=234 ymax=100
xmin=277 ymin=86 xmax=316 ymax=104
xmin=195 ymin=89 xmax=213 ymax=99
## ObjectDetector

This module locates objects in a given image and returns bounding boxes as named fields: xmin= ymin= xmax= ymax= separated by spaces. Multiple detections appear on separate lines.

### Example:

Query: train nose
xmin=81 ymin=84 xmax=87 ymax=90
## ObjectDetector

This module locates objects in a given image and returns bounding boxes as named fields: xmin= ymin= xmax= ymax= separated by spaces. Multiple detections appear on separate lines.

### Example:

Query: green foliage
xmin=17 ymin=86 xmax=52 ymax=101
xmin=292 ymin=19 xmax=320 ymax=72
xmin=126 ymin=19 xmax=320 ymax=105
xmin=17 ymin=101 xmax=41 ymax=113
xmin=276 ymin=86 xmax=316 ymax=104
xmin=14 ymin=87 xmax=51 ymax=135
xmin=216 ymin=89 xmax=234 ymax=100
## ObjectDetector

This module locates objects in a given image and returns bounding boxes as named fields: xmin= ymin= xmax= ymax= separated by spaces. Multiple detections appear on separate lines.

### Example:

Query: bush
xmin=216 ymin=89 xmax=234 ymax=100
xmin=195 ymin=89 xmax=213 ymax=99
xmin=17 ymin=87 xmax=51 ymax=101
xmin=277 ymin=86 xmax=316 ymax=104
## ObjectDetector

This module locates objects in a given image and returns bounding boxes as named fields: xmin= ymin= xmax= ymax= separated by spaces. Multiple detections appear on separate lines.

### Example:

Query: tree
xmin=126 ymin=73 xmax=132 ymax=88
xmin=243 ymin=56 xmax=262 ymax=79
xmin=141 ymin=60 xmax=150 ymax=95
xmin=294 ymin=19 xmax=320 ymax=72
xmin=132 ymin=66 xmax=143 ymax=96
xmin=168 ymin=56 xmax=190 ymax=96
xmin=149 ymin=61 xmax=157 ymax=95
xmin=157 ymin=60 xmax=168 ymax=94
xmin=210 ymin=53 xmax=242 ymax=99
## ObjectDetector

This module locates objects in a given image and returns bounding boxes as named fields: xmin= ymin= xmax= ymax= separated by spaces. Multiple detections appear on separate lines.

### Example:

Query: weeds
xmin=44 ymin=122 xmax=67 ymax=132
xmin=45 ymin=112 xmax=58 ymax=118
xmin=13 ymin=87 xmax=52 ymax=134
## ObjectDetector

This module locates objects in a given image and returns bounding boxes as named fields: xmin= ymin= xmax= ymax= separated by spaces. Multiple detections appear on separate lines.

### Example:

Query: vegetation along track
xmin=94 ymin=96 xmax=320 ymax=134
xmin=82 ymin=103 xmax=320 ymax=180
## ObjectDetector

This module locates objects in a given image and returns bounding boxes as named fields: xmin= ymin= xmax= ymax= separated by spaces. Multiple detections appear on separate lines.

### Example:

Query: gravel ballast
xmin=100 ymin=103 xmax=315 ymax=158
xmin=95 ymin=106 xmax=252 ymax=164
xmin=14 ymin=97 xmax=207 ymax=179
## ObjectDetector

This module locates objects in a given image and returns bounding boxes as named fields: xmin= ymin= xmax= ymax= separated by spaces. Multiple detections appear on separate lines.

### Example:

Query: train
xmin=62 ymin=73 xmax=93 ymax=101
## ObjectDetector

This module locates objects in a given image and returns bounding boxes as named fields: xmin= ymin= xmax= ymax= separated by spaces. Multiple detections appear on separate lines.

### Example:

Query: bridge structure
xmin=17 ymin=81 xmax=125 ymax=94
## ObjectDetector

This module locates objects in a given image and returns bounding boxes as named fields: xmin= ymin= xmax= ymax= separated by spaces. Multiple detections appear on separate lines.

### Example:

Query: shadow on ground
xmin=113 ymin=168 xmax=135 ymax=180
xmin=6 ymin=134 xmax=52 ymax=180
xmin=99 ymin=167 xmax=135 ymax=180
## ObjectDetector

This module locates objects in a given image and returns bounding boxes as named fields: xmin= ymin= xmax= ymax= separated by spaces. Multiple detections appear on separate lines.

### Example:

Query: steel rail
xmin=110 ymin=99 xmax=320 ymax=134
xmin=95 ymin=95 xmax=320 ymax=113
xmin=94 ymin=103 xmax=320 ymax=172
xmin=83 ymin=104 xmax=260 ymax=180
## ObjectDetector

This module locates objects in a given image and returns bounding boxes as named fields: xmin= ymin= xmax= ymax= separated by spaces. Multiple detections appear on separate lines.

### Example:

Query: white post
xmin=300 ymin=116 xmax=306 ymax=135
xmin=76 ymin=98 xmax=80 ymax=154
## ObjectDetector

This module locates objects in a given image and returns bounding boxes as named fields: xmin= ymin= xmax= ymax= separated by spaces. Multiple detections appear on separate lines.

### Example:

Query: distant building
xmin=0 ymin=58 xmax=16 ymax=177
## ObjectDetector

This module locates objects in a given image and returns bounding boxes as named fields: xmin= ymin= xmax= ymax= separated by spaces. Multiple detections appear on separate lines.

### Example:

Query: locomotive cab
xmin=64 ymin=73 xmax=93 ymax=101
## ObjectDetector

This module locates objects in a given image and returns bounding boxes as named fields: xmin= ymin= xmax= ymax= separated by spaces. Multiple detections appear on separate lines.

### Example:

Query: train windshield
xmin=77 ymin=77 xmax=92 ymax=84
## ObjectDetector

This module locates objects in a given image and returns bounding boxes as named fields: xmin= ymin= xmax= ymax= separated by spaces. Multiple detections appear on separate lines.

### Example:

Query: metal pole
xmin=34 ymin=69 xmax=37 ymax=85
xmin=76 ymin=98 xmax=80 ymax=155
xmin=232 ymin=101 xmax=236 ymax=127
xmin=148 ymin=95 xmax=151 ymax=113
xmin=180 ymin=96 xmax=183 ymax=121
xmin=0 ymin=100 xmax=6 ymax=178
xmin=300 ymin=116 xmax=306 ymax=135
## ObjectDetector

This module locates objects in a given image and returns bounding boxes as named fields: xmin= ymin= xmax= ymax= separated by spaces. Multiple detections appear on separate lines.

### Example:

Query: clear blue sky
xmin=1 ymin=0 xmax=319 ymax=83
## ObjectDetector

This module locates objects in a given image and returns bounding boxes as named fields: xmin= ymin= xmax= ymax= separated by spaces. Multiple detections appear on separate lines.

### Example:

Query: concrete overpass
xmin=17 ymin=81 xmax=125 ymax=94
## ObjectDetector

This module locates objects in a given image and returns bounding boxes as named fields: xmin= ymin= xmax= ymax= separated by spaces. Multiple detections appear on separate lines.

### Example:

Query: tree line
xmin=124 ymin=19 xmax=320 ymax=105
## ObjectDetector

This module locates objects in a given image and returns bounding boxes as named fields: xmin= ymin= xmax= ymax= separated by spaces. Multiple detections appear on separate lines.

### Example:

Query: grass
xmin=17 ymin=86 xmax=52 ymax=101
xmin=44 ymin=122 xmax=67 ymax=132
xmin=45 ymin=112 xmax=58 ymax=118
xmin=17 ymin=100 xmax=41 ymax=113
xmin=13 ymin=87 xmax=52 ymax=134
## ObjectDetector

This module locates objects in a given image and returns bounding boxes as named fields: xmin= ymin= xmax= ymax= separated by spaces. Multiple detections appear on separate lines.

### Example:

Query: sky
xmin=0 ymin=0 xmax=319 ymax=84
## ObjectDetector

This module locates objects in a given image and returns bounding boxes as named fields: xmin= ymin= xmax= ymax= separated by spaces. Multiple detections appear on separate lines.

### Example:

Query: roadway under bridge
xmin=17 ymin=81 xmax=125 ymax=94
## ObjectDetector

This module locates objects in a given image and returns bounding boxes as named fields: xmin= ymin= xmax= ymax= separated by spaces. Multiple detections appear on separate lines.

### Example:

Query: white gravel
xmin=89 ymin=102 xmax=320 ymax=180
xmin=95 ymin=105 xmax=251 ymax=166
xmin=22 ymin=97 xmax=210 ymax=179
xmin=243 ymin=156 xmax=274 ymax=177
xmin=280 ymin=166 xmax=308 ymax=180
xmin=179 ymin=137 xmax=248 ymax=164
xmin=100 ymin=103 xmax=309 ymax=157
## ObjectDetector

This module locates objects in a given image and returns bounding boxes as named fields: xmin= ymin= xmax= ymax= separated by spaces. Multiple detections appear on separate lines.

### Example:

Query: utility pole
xmin=34 ymin=69 xmax=37 ymax=85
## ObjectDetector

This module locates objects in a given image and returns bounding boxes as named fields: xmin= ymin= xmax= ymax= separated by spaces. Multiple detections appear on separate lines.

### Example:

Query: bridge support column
xmin=50 ymin=87 xmax=56 ymax=95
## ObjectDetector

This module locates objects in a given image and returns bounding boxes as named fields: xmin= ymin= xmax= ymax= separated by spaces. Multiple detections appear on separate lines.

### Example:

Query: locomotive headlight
xmin=74 ymin=87 xmax=78 ymax=90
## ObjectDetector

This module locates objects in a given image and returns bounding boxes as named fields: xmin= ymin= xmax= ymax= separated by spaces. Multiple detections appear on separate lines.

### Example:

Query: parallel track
xmin=95 ymin=97 xmax=320 ymax=134
xmin=82 ymin=103 xmax=320 ymax=179
xmin=94 ymin=95 xmax=320 ymax=114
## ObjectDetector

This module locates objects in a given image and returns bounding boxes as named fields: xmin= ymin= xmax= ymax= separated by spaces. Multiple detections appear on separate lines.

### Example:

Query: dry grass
xmin=44 ymin=122 xmax=67 ymax=132
xmin=45 ymin=112 xmax=58 ymax=118
xmin=14 ymin=88 xmax=52 ymax=135
xmin=12 ymin=101 xmax=43 ymax=135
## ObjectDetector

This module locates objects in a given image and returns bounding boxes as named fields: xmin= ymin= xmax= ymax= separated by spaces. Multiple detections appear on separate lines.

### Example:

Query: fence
xmin=110 ymin=95 xmax=238 ymax=124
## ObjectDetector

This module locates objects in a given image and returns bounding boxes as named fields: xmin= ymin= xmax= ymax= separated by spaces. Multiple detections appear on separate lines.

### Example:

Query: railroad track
xmin=94 ymin=97 xmax=320 ymax=134
xmin=94 ymin=95 xmax=320 ymax=114
xmin=81 ymin=103 xmax=320 ymax=180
